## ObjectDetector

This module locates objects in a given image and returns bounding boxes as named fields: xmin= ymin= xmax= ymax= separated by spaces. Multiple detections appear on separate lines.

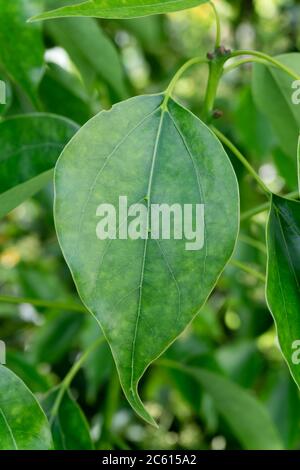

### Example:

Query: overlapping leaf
xmin=30 ymin=0 xmax=208 ymax=21
xmin=0 ymin=114 xmax=79 ymax=219
xmin=266 ymin=194 xmax=300 ymax=391
xmin=54 ymin=94 xmax=239 ymax=424
xmin=0 ymin=366 xmax=53 ymax=450
xmin=43 ymin=389 xmax=94 ymax=450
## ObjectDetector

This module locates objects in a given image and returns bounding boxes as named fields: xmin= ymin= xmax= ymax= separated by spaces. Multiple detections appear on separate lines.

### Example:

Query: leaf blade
xmin=30 ymin=0 xmax=209 ymax=21
xmin=266 ymin=194 xmax=300 ymax=392
xmin=0 ymin=366 xmax=53 ymax=450
xmin=54 ymin=94 xmax=239 ymax=424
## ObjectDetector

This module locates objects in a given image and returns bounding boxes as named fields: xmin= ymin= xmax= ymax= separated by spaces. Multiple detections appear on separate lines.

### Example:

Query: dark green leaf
xmin=54 ymin=94 xmax=239 ymax=424
xmin=0 ymin=366 xmax=53 ymax=450
xmin=0 ymin=0 xmax=45 ymax=105
xmin=0 ymin=114 xmax=79 ymax=219
xmin=40 ymin=63 xmax=92 ymax=124
xmin=266 ymin=194 xmax=300 ymax=392
xmin=30 ymin=0 xmax=209 ymax=21
xmin=45 ymin=18 xmax=128 ymax=98
xmin=43 ymin=389 xmax=94 ymax=450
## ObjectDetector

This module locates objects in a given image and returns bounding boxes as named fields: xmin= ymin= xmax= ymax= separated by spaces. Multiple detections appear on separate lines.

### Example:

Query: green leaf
xmin=179 ymin=366 xmax=283 ymax=450
xmin=266 ymin=194 xmax=300 ymax=392
xmin=54 ymin=94 xmax=239 ymax=425
xmin=30 ymin=0 xmax=209 ymax=21
xmin=45 ymin=17 xmax=128 ymax=98
xmin=0 ymin=0 xmax=45 ymax=105
xmin=0 ymin=366 xmax=53 ymax=450
xmin=43 ymin=389 xmax=94 ymax=450
xmin=0 ymin=114 xmax=79 ymax=219
xmin=252 ymin=53 xmax=300 ymax=159
xmin=39 ymin=63 xmax=92 ymax=125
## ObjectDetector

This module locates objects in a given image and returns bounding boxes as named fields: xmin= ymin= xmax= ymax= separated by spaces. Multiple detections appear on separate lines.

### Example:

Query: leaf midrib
xmin=130 ymin=108 xmax=165 ymax=390
xmin=0 ymin=406 xmax=18 ymax=450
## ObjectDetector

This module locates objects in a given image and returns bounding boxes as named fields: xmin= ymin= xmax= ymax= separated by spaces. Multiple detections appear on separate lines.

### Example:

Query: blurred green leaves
xmin=0 ymin=114 xmax=78 ymax=219
xmin=0 ymin=0 xmax=45 ymax=106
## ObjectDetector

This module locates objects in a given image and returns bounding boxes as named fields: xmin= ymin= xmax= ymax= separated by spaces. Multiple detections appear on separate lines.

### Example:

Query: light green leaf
xmin=0 ymin=114 xmax=79 ymax=219
xmin=0 ymin=0 xmax=45 ymax=105
xmin=266 ymin=194 xmax=300 ymax=393
xmin=30 ymin=0 xmax=209 ymax=21
xmin=171 ymin=365 xmax=284 ymax=450
xmin=43 ymin=389 xmax=94 ymax=450
xmin=45 ymin=17 xmax=128 ymax=98
xmin=54 ymin=94 xmax=239 ymax=425
xmin=0 ymin=366 xmax=53 ymax=450
xmin=252 ymin=53 xmax=300 ymax=159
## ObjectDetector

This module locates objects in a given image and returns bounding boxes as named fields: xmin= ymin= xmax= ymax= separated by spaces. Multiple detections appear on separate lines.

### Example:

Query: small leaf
xmin=266 ymin=194 xmax=300 ymax=392
xmin=30 ymin=0 xmax=209 ymax=21
xmin=54 ymin=94 xmax=239 ymax=424
xmin=0 ymin=366 xmax=53 ymax=450
xmin=252 ymin=53 xmax=300 ymax=159
xmin=0 ymin=114 xmax=79 ymax=219
xmin=0 ymin=0 xmax=45 ymax=104
xmin=43 ymin=389 xmax=94 ymax=450
xmin=183 ymin=366 xmax=283 ymax=450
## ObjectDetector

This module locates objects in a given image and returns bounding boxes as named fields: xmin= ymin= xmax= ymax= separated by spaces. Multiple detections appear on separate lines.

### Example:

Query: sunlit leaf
xmin=30 ymin=0 xmax=209 ymax=21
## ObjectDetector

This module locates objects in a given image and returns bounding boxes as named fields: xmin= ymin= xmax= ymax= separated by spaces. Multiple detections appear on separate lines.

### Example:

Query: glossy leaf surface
xmin=266 ymin=194 xmax=300 ymax=391
xmin=0 ymin=366 xmax=53 ymax=450
xmin=54 ymin=94 xmax=239 ymax=424
xmin=30 ymin=0 xmax=208 ymax=21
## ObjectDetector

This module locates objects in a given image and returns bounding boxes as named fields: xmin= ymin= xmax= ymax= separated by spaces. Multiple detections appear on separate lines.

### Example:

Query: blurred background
xmin=1 ymin=0 xmax=300 ymax=450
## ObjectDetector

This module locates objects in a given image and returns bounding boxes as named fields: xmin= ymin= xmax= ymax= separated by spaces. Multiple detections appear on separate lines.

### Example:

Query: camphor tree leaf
xmin=252 ymin=53 xmax=300 ymax=160
xmin=0 ymin=366 xmax=53 ymax=450
xmin=43 ymin=389 xmax=94 ymax=450
xmin=54 ymin=94 xmax=239 ymax=425
xmin=30 ymin=0 xmax=209 ymax=21
xmin=45 ymin=17 xmax=128 ymax=98
xmin=266 ymin=194 xmax=300 ymax=392
xmin=0 ymin=0 xmax=45 ymax=105
xmin=0 ymin=114 xmax=79 ymax=219
xmin=177 ymin=366 xmax=283 ymax=450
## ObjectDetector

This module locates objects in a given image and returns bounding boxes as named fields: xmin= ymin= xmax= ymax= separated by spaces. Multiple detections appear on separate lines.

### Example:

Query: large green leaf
xmin=43 ymin=389 xmax=94 ymax=450
xmin=170 ymin=365 xmax=283 ymax=450
xmin=45 ymin=17 xmax=128 ymax=98
xmin=0 ymin=366 xmax=53 ymax=450
xmin=54 ymin=94 xmax=239 ymax=425
xmin=30 ymin=0 xmax=208 ymax=21
xmin=0 ymin=0 xmax=45 ymax=105
xmin=266 ymin=194 xmax=300 ymax=391
xmin=0 ymin=114 xmax=79 ymax=219
xmin=252 ymin=53 xmax=300 ymax=159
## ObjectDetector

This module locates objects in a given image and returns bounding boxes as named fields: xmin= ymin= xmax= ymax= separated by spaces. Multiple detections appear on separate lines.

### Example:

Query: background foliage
xmin=1 ymin=0 xmax=300 ymax=450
